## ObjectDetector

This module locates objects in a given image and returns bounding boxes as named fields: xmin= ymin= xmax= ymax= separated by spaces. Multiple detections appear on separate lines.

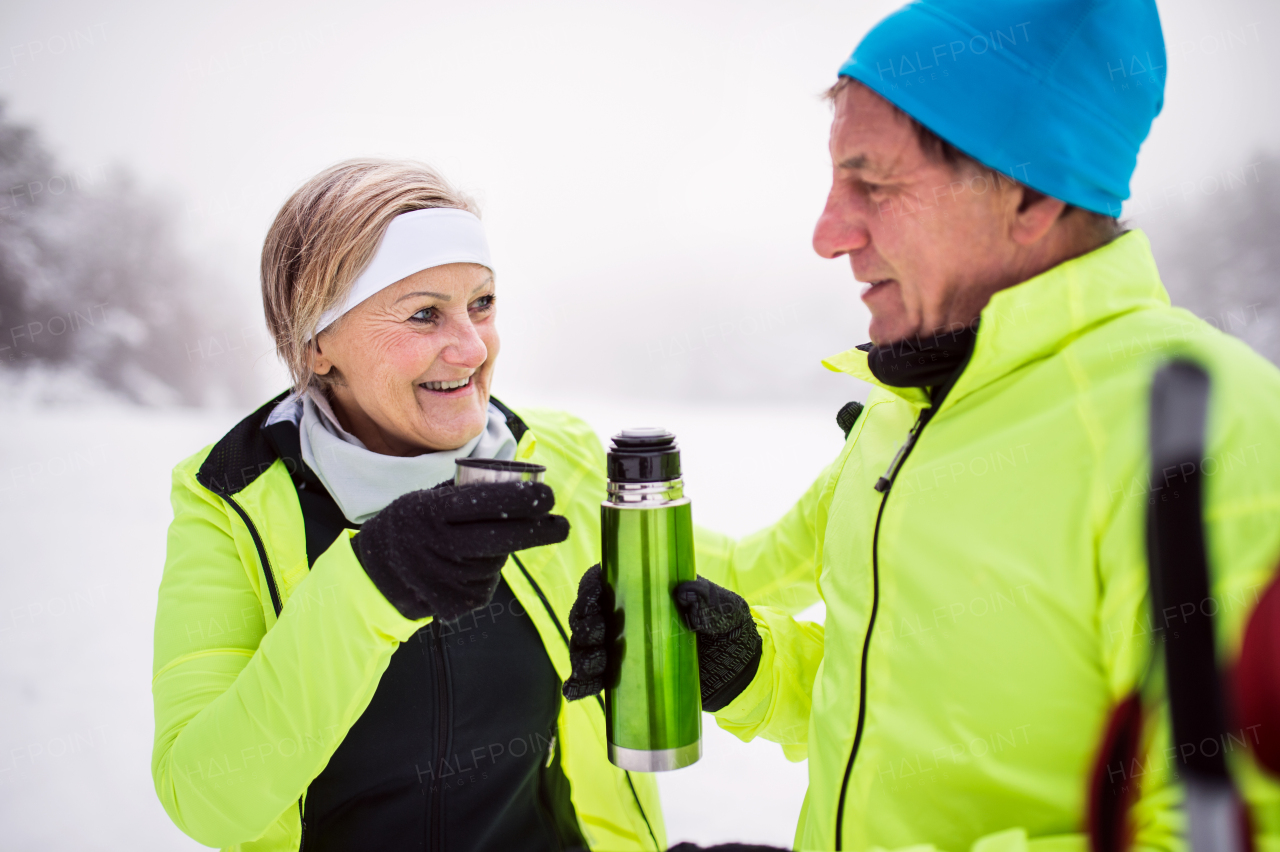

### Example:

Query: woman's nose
xmin=441 ymin=315 xmax=489 ymax=368
xmin=813 ymin=186 xmax=871 ymax=260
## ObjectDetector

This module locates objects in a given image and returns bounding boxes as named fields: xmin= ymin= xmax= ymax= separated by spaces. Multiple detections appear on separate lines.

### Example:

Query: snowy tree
xmin=0 ymin=102 xmax=257 ymax=405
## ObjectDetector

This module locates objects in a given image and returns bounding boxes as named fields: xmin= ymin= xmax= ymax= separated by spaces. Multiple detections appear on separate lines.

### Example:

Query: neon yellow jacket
xmin=151 ymin=403 xmax=819 ymax=852
xmin=714 ymin=231 xmax=1280 ymax=852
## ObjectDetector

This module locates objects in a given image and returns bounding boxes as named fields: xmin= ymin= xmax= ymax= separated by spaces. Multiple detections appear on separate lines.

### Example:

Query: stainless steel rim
xmin=604 ymin=477 xmax=686 ymax=506
xmin=455 ymin=460 xmax=545 ymax=486
xmin=608 ymin=740 xmax=701 ymax=772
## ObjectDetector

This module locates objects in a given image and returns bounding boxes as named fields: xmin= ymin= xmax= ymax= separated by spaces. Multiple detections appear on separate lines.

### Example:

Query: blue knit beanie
xmin=838 ymin=0 xmax=1165 ymax=215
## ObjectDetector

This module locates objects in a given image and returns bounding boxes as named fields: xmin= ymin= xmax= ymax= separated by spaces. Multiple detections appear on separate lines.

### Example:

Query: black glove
xmin=674 ymin=576 xmax=762 ymax=712
xmin=561 ymin=569 xmax=762 ymax=712
xmin=562 ymin=564 xmax=610 ymax=702
xmin=352 ymin=481 xmax=570 ymax=621
xmin=668 ymin=843 xmax=788 ymax=851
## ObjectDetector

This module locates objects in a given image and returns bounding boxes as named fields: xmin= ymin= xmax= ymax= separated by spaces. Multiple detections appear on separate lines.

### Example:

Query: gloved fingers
xmin=564 ymin=565 xmax=609 ymax=702
xmin=562 ymin=669 xmax=605 ymax=702
xmin=443 ymin=514 xmax=572 ymax=558
xmin=673 ymin=576 xmax=708 ymax=606
xmin=568 ymin=612 xmax=607 ymax=648
xmin=570 ymin=644 xmax=608 ymax=679
xmin=437 ymin=481 xmax=558 ymax=523
xmin=673 ymin=576 xmax=716 ymax=631
xmin=563 ymin=639 xmax=607 ymax=702
xmin=568 ymin=564 xmax=605 ymax=626
xmin=569 ymin=564 xmax=612 ymax=647
xmin=674 ymin=575 xmax=749 ymax=635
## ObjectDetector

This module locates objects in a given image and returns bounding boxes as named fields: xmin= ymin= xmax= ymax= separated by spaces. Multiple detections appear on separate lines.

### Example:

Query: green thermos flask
xmin=601 ymin=428 xmax=702 ymax=772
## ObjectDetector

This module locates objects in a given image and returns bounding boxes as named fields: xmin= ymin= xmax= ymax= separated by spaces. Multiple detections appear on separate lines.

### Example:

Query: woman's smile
xmin=419 ymin=374 xmax=475 ymax=393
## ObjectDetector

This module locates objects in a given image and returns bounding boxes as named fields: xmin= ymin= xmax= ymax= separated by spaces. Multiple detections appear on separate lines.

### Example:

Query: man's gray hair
xmin=824 ymin=77 xmax=1123 ymax=241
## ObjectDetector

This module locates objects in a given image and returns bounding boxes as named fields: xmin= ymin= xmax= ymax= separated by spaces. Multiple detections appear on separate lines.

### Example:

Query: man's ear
xmin=309 ymin=335 xmax=333 ymax=376
xmin=1009 ymin=184 xmax=1067 ymax=246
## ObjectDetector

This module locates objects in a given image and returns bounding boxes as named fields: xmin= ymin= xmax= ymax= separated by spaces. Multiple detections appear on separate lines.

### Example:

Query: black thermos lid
xmin=607 ymin=428 xmax=682 ymax=483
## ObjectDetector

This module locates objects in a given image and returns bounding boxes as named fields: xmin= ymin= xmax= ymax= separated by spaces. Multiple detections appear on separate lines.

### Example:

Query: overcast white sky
xmin=1 ymin=0 xmax=1276 ymax=404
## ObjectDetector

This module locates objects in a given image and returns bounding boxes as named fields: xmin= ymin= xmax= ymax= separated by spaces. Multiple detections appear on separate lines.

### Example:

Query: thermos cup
xmin=455 ymin=458 xmax=546 ymax=486
xmin=601 ymin=428 xmax=701 ymax=772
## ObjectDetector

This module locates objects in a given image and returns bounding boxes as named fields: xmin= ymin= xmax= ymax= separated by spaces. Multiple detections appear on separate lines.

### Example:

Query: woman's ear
xmin=309 ymin=335 xmax=333 ymax=377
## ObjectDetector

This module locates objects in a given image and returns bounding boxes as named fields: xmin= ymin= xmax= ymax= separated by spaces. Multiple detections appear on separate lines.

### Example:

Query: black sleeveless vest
xmin=260 ymin=414 xmax=586 ymax=852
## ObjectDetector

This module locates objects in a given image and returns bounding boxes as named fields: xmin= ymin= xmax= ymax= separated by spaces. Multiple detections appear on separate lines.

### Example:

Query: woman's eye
xmin=470 ymin=294 xmax=495 ymax=312
xmin=410 ymin=307 xmax=437 ymax=323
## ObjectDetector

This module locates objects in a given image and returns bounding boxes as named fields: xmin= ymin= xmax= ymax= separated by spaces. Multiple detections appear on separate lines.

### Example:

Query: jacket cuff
xmin=702 ymin=640 xmax=762 ymax=712
xmin=327 ymin=531 xmax=432 ymax=641
xmin=349 ymin=529 xmax=435 ymax=620
xmin=712 ymin=610 xmax=775 ymax=720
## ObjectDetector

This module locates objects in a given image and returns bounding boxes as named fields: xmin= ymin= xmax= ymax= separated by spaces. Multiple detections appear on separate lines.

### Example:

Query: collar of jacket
xmin=196 ymin=393 xmax=537 ymax=499
xmin=821 ymin=229 xmax=1170 ymax=414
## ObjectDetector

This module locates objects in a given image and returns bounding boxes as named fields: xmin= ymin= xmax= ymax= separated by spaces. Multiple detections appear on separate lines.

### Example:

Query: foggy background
xmin=1 ymin=0 xmax=1277 ymax=849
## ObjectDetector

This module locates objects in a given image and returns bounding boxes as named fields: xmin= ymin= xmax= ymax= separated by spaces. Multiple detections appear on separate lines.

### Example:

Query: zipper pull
xmin=874 ymin=410 xmax=929 ymax=493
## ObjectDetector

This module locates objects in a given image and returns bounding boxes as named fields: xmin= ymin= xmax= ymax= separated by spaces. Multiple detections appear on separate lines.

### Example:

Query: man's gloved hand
xmin=674 ymin=576 xmax=762 ymax=711
xmin=562 ymin=564 xmax=610 ymax=701
xmin=352 ymin=481 xmax=570 ymax=622
xmin=561 ymin=569 xmax=762 ymax=713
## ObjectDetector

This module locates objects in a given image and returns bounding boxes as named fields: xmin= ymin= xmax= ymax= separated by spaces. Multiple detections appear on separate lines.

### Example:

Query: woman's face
xmin=312 ymin=262 xmax=499 ymax=456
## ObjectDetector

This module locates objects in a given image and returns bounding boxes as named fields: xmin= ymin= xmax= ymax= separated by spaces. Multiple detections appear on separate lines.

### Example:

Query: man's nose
xmin=813 ymin=187 xmax=870 ymax=260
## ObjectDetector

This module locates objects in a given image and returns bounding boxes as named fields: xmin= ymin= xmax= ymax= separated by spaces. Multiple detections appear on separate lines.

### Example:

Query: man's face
xmin=813 ymin=83 xmax=1018 ymax=346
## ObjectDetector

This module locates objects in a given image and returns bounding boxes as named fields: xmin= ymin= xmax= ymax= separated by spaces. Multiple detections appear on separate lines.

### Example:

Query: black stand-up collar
xmin=861 ymin=323 xmax=978 ymax=398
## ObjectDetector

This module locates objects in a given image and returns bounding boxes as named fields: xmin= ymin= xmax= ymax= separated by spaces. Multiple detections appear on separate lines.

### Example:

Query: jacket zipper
xmin=428 ymin=620 xmax=450 ymax=852
xmin=834 ymin=399 xmax=942 ymax=851
xmin=222 ymin=494 xmax=283 ymax=617
xmin=511 ymin=555 xmax=661 ymax=852
xmin=222 ymin=492 xmax=314 ymax=851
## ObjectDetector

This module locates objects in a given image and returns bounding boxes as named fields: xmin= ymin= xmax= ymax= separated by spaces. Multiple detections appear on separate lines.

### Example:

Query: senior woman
xmin=151 ymin=159 xmax=822 ymax=852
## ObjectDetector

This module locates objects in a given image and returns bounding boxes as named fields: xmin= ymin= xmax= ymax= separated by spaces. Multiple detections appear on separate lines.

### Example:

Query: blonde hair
xmin=261 ymin=158 xmax=480 ymax=392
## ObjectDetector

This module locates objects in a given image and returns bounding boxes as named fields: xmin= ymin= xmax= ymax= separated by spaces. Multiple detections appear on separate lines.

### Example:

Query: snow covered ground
xmin=0 ymin=397 xmax=848 ymax=850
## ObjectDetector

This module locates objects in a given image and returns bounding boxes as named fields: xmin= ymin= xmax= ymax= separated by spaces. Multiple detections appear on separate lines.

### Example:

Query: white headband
xmin=316 ymin=207 xmax=493 ymax=333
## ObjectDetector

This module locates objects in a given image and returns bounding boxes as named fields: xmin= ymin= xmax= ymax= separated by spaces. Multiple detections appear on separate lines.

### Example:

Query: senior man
xmin=566 ymin=0 xmax=1280 ymax=850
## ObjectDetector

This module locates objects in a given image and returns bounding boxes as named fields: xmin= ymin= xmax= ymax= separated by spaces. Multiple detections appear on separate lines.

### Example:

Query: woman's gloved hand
xmin=670 ymin=839 xmax=788 ymax=844
xmin=352 ymin=481 xmax=570 ymax=621
xmin=561 ymin=569 xmax=762 ymax=712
